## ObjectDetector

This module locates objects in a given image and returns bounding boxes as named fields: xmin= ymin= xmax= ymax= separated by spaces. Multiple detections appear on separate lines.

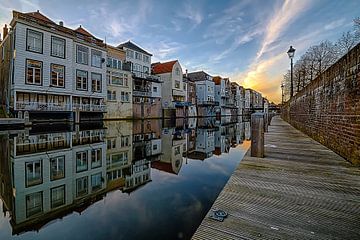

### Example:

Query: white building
xmin=2 ymin=11 xmax=107 ymax=121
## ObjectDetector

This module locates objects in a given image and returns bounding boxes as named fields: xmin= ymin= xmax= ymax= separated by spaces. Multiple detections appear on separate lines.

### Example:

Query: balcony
xmin=73 ymin=104 xmax=106 ymax=112
xmin=132 ymin=70 xmax=161 ymax=82
xmin=16 ymin=101 xmax=72 ymax=111
xmin=133 ymin=90 xmax=152 ymax=97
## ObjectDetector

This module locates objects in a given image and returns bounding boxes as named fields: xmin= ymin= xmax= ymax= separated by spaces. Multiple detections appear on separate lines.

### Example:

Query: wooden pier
xmin=192 ymin=116 xmax=360 ymax=240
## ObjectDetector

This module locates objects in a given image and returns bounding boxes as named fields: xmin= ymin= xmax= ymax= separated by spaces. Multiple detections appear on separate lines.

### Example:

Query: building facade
xmin=105 ymin=45 xmax=133 ymax=119
xmin=1 ymin=11 xmax=107 ymax=121
xmin=117 ymin=41 xmax=162 ymax=119
xmin=152 ymin=60 xmax=186 ymax=118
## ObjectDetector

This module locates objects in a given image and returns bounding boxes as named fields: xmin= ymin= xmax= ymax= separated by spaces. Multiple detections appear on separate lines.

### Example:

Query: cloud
xmin=178 ymin=1 xmax=203 ymax=28
xmin=324 ymin=18 xmax=346 ymax=30
xmin=256 ymin=0 xmax=311 ymax=60
xmin=148 ymin=41 xmax=185 ymax=62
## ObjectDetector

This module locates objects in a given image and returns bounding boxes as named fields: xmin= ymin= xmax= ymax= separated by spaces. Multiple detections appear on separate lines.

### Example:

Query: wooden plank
xmin=192 ymin=116 xmax=360 ymax=240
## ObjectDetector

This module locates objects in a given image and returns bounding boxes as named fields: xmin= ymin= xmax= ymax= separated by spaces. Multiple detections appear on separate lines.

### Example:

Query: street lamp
xmin=281 ymin=83 xmax=284 ymax=104
xmin=287 ymin=46 xmax=295 ymax=98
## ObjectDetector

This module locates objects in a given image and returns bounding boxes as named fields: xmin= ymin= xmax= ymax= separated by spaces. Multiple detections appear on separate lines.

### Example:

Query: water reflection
xmin=0 ymin=116 xmax=250 ymax=239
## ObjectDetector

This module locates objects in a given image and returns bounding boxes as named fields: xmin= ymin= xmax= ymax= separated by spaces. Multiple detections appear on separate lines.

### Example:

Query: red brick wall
xmin=281 ymin=43 xmax=360 ymax=165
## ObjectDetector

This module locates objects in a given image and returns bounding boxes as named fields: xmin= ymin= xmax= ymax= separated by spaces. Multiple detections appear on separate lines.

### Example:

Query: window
xmin=91 ymin=73 xmax=102 ymax=92
xmin=25 ymin=160 xmax=42 ymax=187
xmin=126 ymin=49 xmax=134 ymax=58
xmin=76 ymin=151 xmax=88 ymax=172
xmin=50 ymin=156 xmax=65 ymax=181
xmin=153 ymin=144 xmax=157 ymax=151
xmin=107 ymin=58 xmax=122 ymax=69
xmin=174 ymin=146 xmax=181 ymax=155
xmin=91 ymin=173 xmax=102 ymax=191
xmin=143 ymin=66 xmax=149 ymax=74
xmin=26 ymin=191 xmax=43 ymax=217
xmin=175 ymin=80 xmax=180 ymax=89
xmin=111 ymin=152 xmax=128 ymax=166
xmin=26 ymin=59 xmax=42 ymax=85
xmin=76 ymin=176 xmax=88 ymax=197
xmin=121 ymin=135 xmax=130 ymax=147
xmin=77 ymin=45 xmax=88 ymax=64
xmin=51 ymin=185 xmax=65 ymax=208
xmin=120 ymin=92 xmax=130 ymax=102
xmin=175 ymin=67 xmax=180 ymax=75
xmin=51 ymin=36 xmax=65 ymax=58
xmin=153 ymin=86 xmax=158 ymax=92
xmin=111 ymin=72 xmax=123 ymax=85
xmin=107 ymin=90 xmax=116 ymax=100
xmin=135 ymin=52 xmax=142 ymax=60
xmin=50 ymin=64 xmax=65 ymax=87
xmin=26 ymin=29 xmax=43 ymax=53
xmin=91 ymin=149 xmax=102 ymax=168
xmin=107 ymin=138 xmax=116 ymax=149
xmin=143 ymin=55 xmax=150 ymax=63
xmin=91 ymin=49 xmax=102 ymax=68
xmin=76 ymin=70 xmax=88 ymax=91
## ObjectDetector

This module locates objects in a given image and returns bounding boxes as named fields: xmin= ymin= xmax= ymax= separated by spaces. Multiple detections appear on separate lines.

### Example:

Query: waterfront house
xmin=187 ymin=71 xmax=216 ymax=117
xmin=152 ymin=60 xmax=186 ymax=118
xmin=0 ymin=11 xmax=107 ymax=121
xmin=231 ymin=82 xmax=244 ymax=116
xmin=183 ymin=72 xmax=197 ymax=117
xmin=117 ymin=41 xmax=162 ymax=119
xmin=105 ymin=45 xmax=133 ymax=119
xmin=213 ymin=76 xmax=236 ymax=116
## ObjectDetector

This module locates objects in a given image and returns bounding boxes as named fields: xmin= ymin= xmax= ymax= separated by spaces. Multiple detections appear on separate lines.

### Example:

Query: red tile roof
xmin=152 ymin=60 xmax=177 ymax=74
xmin=151 ymin=161 xmax=177 ymax=174
xmin=75 ymin=26 xmax=93 ymax=37
xmin=24 ymin=10 xmax=55 ymax=24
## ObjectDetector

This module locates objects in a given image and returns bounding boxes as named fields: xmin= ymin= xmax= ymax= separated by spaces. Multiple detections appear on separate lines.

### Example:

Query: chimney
xmin=3 ymin=24 xmax=8 ymax=39
xmin=59 ymin=21 xmax=63 ymax=26
xmin=185 ymin=69 xmax=188 ymax=77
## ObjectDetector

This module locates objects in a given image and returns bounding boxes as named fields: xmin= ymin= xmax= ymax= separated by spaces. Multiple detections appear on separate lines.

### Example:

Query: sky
xmin=0 ymin=0 xmax=359 ymax=103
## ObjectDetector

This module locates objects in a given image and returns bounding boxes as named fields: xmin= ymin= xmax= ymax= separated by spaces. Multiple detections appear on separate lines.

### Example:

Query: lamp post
xmin=287 ymin=46 xmax=295 ymax=98
xmin=281 ymin=83 xmax=284 ymax=104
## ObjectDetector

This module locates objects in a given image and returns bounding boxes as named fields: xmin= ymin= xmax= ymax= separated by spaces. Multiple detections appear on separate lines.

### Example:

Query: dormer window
xmin=26 ymin=29 xmax=43 ymax=53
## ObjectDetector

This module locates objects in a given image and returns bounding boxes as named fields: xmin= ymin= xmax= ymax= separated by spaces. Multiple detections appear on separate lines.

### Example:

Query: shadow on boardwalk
xmin=193 ymin=116 xmax=360 ymax=240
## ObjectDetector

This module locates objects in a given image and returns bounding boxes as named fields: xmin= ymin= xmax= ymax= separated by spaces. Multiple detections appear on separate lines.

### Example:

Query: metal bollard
xmin=251 ymin=113 xmax=264 ymax=158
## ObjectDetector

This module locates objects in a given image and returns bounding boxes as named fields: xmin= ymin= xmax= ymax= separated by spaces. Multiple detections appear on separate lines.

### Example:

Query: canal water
xmin=0 ymin=116 xmax=250 ymax=240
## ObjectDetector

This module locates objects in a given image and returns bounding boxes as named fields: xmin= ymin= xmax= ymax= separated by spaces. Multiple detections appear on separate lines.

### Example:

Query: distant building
xmin=117 ymin=41 xmax=162 ymax=119
xmin=187 ymin=71 xmax=216 ymax=117
xmin=0 ymin=11 xmax=107 ymax=121
xmin=152 ymin=60 xmax=186 ymax=118
xmin=213 ymin=76 xmax=235 ymax=116
xmin=183 ymin=72 xmax=197 ymax=117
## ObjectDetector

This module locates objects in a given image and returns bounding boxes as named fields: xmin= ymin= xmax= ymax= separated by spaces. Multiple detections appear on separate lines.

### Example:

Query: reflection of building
xmin=0 ymin=125 xmax=108 ymax=234
xmin=118 ymin=41 xmax=162 ymax=119
xmin=152 ymin=127 xmax=185 ymax=175
xmin=183 ymin=74 xmax=197 ymax=117
xmin=188 ymin=126 xmax=215 ymax=160
xmin=152 ymin=60 xmax=186 ymax=118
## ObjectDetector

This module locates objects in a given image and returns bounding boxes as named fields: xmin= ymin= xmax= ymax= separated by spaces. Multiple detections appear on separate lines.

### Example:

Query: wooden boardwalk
xmin=192 ymin=116 xmax=360 ymax=240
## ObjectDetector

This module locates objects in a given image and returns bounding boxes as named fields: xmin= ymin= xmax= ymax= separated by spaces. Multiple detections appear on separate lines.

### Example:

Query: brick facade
xmin=281 ymin=43 xmax=360 ymax=165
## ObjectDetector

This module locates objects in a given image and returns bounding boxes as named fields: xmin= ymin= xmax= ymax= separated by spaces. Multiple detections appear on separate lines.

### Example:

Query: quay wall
xmin=281 ymin=43 xmax=360 ymax=165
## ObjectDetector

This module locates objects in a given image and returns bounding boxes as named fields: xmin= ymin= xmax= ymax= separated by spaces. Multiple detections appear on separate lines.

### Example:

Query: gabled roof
xmin=24 ymin=10 xmax=55 ymax=24
xmin=117 ymin=40 xmax=152 ymax=56
xmin=213 ymin=76 xmax=222 ymax=85
xmin=187 ymin=71 xmax=212 ymax=82
xmin=152 ymin=60 xmax=177 ymax=74
xmin=74 ymin=25 xmax=93 ymax=37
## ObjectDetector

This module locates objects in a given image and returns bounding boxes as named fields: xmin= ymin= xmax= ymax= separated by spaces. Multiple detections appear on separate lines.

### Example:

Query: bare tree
xmin=335 ymin=31 xmax=358 ymax=57
xmin=354 ymin=17 xmax=360 ymax=38
xmin=311 ymin=40 xmax=337 ymax=77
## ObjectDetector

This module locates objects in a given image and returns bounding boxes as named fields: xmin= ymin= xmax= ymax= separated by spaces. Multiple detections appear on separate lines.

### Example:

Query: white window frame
xmin=51 ymin=36 xmax=65 ymax=58
xmin=26 ymin=29 xmax=43 ymax=53
xmin=26 ymin=59 xmax=42 ymax=85
xmin=77 ymin=45 xmax=88 ymax=65
xmin=91 ymin=73 xmax=102 ymax=92
xmin=51 ymin=64 xmax=65 ymax=87
xmin=76 ymin=70 xmax=88 ymax=91
xmin=91 ymin=49 xmax=102 ymax=68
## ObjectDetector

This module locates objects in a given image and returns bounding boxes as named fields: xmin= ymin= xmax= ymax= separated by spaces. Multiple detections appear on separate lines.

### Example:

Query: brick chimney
xmin=3 ymin=24 xmax=8 ymax=39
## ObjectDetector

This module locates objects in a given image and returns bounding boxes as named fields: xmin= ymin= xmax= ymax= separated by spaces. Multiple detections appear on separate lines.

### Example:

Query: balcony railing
xmin=16 ymin=101 xmax=71 ymax=111
xmin=132 ymin=70 xmax=161 ymax=82
xmin=133 ymin=90 xmax=152 ymax=97
xmin=73 ymin=104 xmax=106 ymax=112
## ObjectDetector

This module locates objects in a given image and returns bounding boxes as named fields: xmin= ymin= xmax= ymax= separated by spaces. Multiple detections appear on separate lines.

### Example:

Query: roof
xmin=74 ymin=26 xmax=93 ymax=37
xmin=12 ymin=10 xmax=105 ymax=48
xmin=213 ymin=76 xmax=222 ymax=85
xmin=187 ymin=71 xmax=212 ymax=82
xmin=24 ymin=10 xmax=55 ymax=24
xmin=151 ymin=161 xmax=177 ymax=174
xmin=152 ymin=60 xmax=177 ymax=74
xmin=117 ymin=40 xmax=152 ymax=56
